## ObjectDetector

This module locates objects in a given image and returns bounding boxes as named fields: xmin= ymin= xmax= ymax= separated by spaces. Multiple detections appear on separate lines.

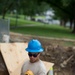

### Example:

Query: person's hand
xmin=25 ymin=70 xmax=34 ymax=75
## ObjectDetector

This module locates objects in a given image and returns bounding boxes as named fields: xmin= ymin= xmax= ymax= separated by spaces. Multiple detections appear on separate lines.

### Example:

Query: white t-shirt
xmin=21 ymin=60 xmax=47 ymax=75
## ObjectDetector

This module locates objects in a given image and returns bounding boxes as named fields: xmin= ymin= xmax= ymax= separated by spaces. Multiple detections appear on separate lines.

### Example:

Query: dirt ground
xmin=10 ymin=32 xmax=75 ymax=75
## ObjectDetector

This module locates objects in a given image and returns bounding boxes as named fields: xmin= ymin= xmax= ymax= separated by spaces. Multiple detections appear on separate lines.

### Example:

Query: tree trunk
xmin=69 ymin=19 xmax=73 ymax=29
xmin=72 ymin=2 xmax=75 ymax=33
xmin=2 ymin=11 xmax=6 ymax=19
xmin=72 ymin=19 xmax=75 ymax=33
xmin=63 ymin=20 xmax=67 ymax=27
xmin=60 ymin=20 xmax=64 ymax=26
xmin=60 ymin=19 xmax=66 ymax=27
xmin=2 ymin=3 xmax=13 ymax=19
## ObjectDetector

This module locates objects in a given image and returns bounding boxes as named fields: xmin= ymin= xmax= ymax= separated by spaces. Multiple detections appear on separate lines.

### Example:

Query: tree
xmin=20 ymin=0 xmax=50 ymax=18
xmin=0 ymin=0 xmax=16 ymax=19
xmin=38 ymin=0 xmax=75 ymax=33
xmin=62 ymin=0 xmax=75 ymax=33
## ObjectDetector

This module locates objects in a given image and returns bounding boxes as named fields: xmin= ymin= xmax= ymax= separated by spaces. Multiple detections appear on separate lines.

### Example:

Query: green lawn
xmin=7 ymin=18 xmax=44 ymax=26
xmin=0 ymin=15 xmax=75 ymax=40
xmin=10 ymin=25 xmax=75 ymax=40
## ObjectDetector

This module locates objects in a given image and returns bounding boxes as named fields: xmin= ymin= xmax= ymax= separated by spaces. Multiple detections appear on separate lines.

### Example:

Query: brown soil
xmin=10 ymin=32 xmax=75 ymax=75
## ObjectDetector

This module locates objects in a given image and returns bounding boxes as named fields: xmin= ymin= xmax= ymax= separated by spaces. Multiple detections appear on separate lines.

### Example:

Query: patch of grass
xmin=10 ymin=25 xmax=75 ymax=40
xmin=10 ymin=18 xmax=44 ymax=26
xmin=0 ymin=15 xmax=75 ymax=40
xmin=5 ymin=15 xmax=44 ymax=26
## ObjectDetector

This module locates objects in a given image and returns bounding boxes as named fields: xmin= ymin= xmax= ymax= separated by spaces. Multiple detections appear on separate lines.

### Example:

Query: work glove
xmin=25 ymin=70 xmax=34 ymax=75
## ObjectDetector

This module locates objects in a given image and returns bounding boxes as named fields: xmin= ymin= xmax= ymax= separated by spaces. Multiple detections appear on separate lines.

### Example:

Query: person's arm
xmin=21 ymin=63 xmax=25 ymax=75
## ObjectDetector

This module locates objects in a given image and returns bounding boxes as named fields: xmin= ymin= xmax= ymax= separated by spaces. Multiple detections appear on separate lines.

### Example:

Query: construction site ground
xmin=10 ymin=32 xmax=75 ymax=75
xmin=8 ymin=32 xmax=75 ymax=75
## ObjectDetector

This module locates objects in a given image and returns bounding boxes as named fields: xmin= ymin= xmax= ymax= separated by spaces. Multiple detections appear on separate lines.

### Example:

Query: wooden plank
xmin=0 ymin=43 xmax=28 ymax=75
xmin=10 ymin=61 xmax=24 ymax=75
xmin=43 ymin=61 xmax=54 ymax=72
xmin=0 ymin=43 xmax=54 ymax=75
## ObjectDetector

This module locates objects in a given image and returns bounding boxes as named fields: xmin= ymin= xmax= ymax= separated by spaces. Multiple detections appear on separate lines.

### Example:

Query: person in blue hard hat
xmin=21 ymin=39 xmax=47 ymax=75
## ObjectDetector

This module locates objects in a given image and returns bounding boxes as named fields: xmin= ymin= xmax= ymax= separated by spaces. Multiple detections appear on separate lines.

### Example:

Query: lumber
xmin=0 ymin=43 xmax=28 ymax=75
xmin=0 ymin=43 xmax=54 ymax=75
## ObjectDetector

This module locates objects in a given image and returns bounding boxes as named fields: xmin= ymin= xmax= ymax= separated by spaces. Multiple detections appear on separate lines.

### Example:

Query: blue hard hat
xmin=25 ymin=39 xmax=44 ymax=52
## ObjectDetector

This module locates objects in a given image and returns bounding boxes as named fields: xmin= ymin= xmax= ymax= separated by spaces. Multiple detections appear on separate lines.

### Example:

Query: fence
xmin=0 ymin=19 xmax=10 ymax=42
